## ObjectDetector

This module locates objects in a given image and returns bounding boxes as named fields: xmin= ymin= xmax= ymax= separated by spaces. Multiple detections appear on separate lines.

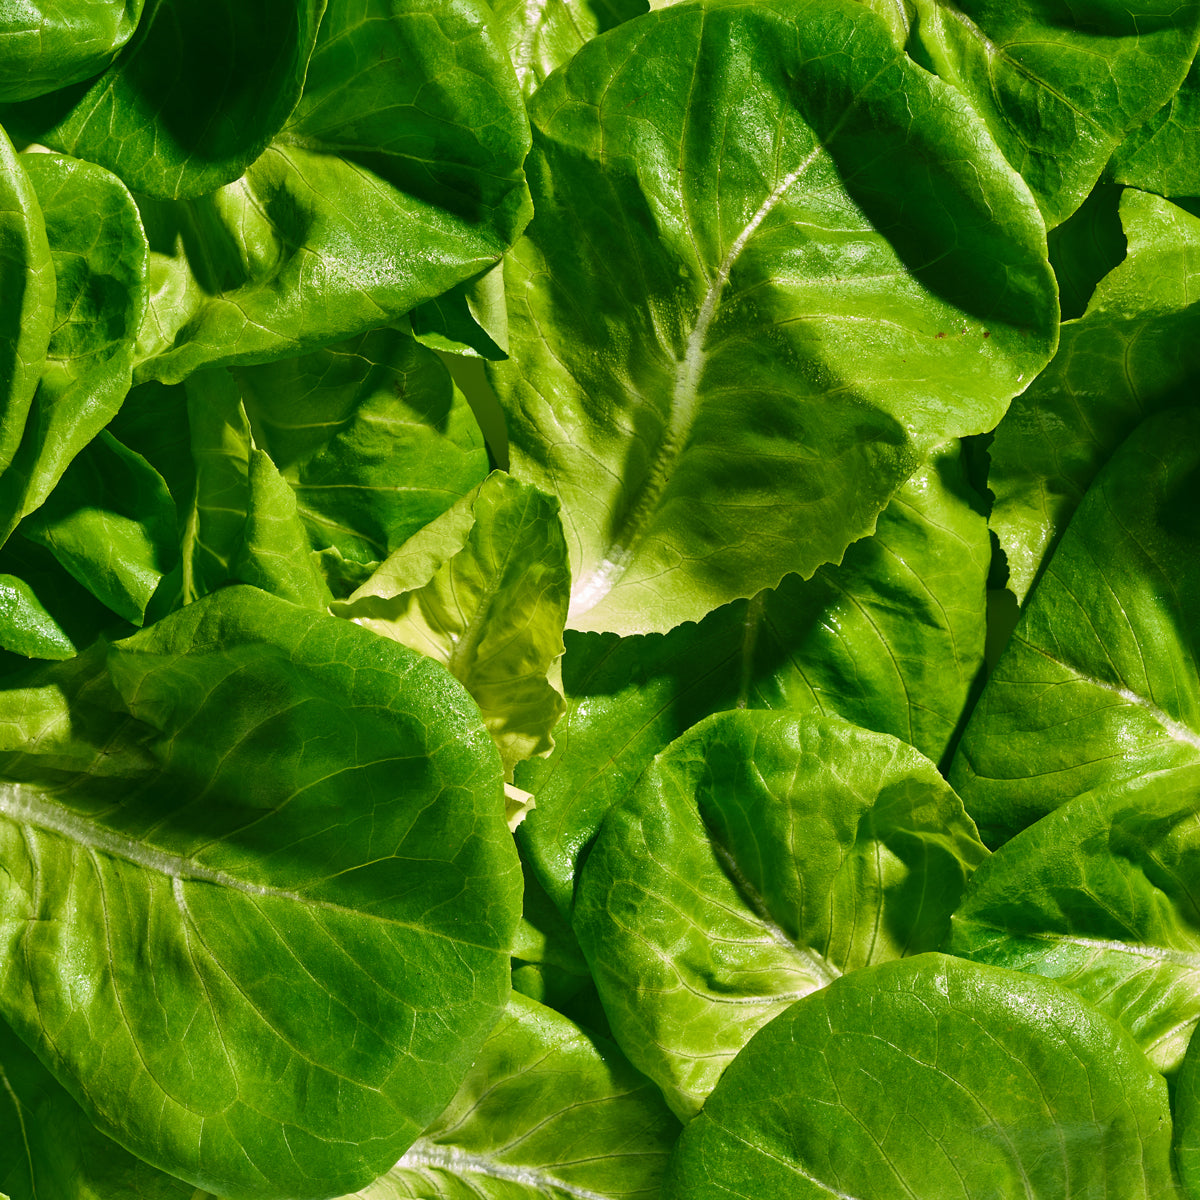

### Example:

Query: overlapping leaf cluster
xmin=2 ymin=0 xmax=1200 ymax=1197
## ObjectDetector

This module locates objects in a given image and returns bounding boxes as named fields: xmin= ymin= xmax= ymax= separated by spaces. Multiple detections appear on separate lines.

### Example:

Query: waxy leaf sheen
xmin=492 ymin=0 xmax=1056 ymax=634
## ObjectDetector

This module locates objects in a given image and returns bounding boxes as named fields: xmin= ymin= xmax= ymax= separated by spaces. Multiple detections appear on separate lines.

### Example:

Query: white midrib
xmin=0 ymin=784 xmax=461 ymax=940
xmin=513 ymin=0 xmax=548 ymax=91
xmin=395 ymin=1141 xmax=613 ymax=1200
xmin=568 ymin=140 xmax=830 ymax=619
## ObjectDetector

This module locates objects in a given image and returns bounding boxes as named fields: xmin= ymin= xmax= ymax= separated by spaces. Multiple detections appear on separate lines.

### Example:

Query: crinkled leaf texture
xmin=664 ymin=954 xmax=1178 ymax=1199
xmin=989 ymin=189 xmax=1200 ymax=599
xmin=342 ymin=472 xmax=571 ymax=781
xmin=0 ymin=586 xmax=521 ymax=1200
xmin=354 ymin=992 xmax=681 ymax=1199
xmin=490 ymin=0 xmax=1057 ymax=634
xmin=948 ymin=763 xmax=1200 ymax=1075
xmin=574 ymin=709 xmax=987 ymax=1116
xmin=951 ymin=404 xmax=1200 ymax=845
xmin=516 ymin=445 xmax=989 ymax=913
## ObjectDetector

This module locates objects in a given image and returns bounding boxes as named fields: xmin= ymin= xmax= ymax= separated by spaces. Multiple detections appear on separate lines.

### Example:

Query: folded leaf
xmin=21 ymin=431 xmax=176 ymax=626
xmin=343 ymin=472 xmax=570 ymax=779
xmin=182 ymin=369 xmax=331 ymax=610
xmin=0 ymin=132 xmax=54 ymax=486
xmin=235 ymin=327 xmax=489 ymax=591
xmin=516 ymin=445 xmax=989 ymax=912
xmin=574 ymin=709 xmax=987 ymax=1116
xmin=909 ymin=0 xmax=1200 ymax=226
xmin=490 ymin=0 xmax=1056 ymax=634
xmin=0 ymin=0 xmax=324 ymax=198
xmin=0 ymin=586 xmax=521 ymax=1200
xmin=948 ymin=764 xmax=1200 ymax=1074
xmin=990 ymin=189 xmax=1200 ymax=599
xmin=0 ymin=0 xmax=146 ymax=103
xmin=663 ymin=955 xmax=1178 ymax=1199
xmin=0 ymin=574 xmax=76 ymax=661
xmin=951 ymin=404 xmax=1200 ymax=844
xmin=361 ymin=993 xmax=680 ymax=1200
xmin=132 ymin=0 xmax=532 ymax=382
xmin=0 ymin=151 xmax=147 ymax=545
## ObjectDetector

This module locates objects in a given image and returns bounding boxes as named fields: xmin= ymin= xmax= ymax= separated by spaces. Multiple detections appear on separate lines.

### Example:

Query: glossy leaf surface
xmin=352 ymin=993 xmax=680 ymax=1200
xmin=0 ymin=0 xmax=324 ymax=198
xmin=948 ymin=764 xmax=1200 ymax=1075
xmin=990 ymin=189 xmax=1200 ymax=599
xmin=909 ymin=0 xmax=1200 ymax=226
xmin=0 ymin=151 xmax=147 ymax=545
xmin=575 ymin=710 xmax=987 ymax=1116
xmin=664 ymin=954 xmax=1178 ymax=1199
xmin=516 ymin=446 xmax=989 ymax=913
xmin=491 ymin=0 xmax=1056 ymax=634
xmin=0 ymin=586 xmax=521 ymax=1200
xmin=951 ymin=405 xmax=1200 ymax=844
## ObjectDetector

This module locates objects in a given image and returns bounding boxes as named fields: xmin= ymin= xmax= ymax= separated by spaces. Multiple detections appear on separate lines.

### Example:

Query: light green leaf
xmin=950 ymin=405 xmax=1200 ymax=845
xmin=990 ymin=189 xmax=1200 ymax=600
xmin=574 ymin=709 xmax=987 ymax=1117
xmin=516 ymin=445 xmax=989 ymax=913
xmin=342 ymin=472 xmax=570 ymax=779
xmin=948 ymin=764 xmax=1200 ymax=1075
xmin=0 ymin=150 xmax=147 ymax=545
xmin=234 ymin=328 xmax=489 ymax=592
xmin=0 ymin=130 xmax=54 ymax=484
xmin=0 ymin=586 xmax=521 ymax=1200
xmin=0 ymin=1014 xmax=193 ymax=1200
xmin=21 ymin=431 xmax=177 ymax=626
xmin=490 ymin=0 xmax=1056 ymax=635
xmin=490 ymin=0 xmax=648 ymax=96
xmin=1109 ymin=52 xmax=1200 ymax=201
xmin=356 ymin=993 xmax=680 ymax=1200
xmin=182 ymin=369 xmax=331 ymax=610
xmin=0 ymin=0 xmax=145 ymax=103
xmin=663 ymin=955 xmax=1178 ymax=1200
xmin=132 ymin=0 xmax=532 ymax=382
xmin=1177 ymin=1023 xmax=1200 ymax=1198
xmin=0 ymin=0 xmax=324 ymax=198
xmin=909 ymin=0 xmax=1200 ymax=226
xmin=408 ymin=267 xmax=510 ymax=360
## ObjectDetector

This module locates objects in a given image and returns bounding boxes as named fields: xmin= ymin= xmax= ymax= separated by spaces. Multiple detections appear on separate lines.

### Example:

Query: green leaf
xmin=0 ymin=1014 xmax=193 ymax=1200
xmin=235 ymin=327 xmax=489 ymax=590
xmin=357 ymin=993 xmax=681 ymax=1200
xmin=0 ymin=0 xmax=324 ymax=198
xmin=574 ymin=709 xmax=987 ymax=1117
xmin=1109 ymin=52 xmax=1200 ymax=201
xmin=21 ymin=431 xmax=177 ymax=626
xmin=0 ymin=130 xmax=54 ymax=485
xmin=342 ymin=472 xmax=570 ymax=779
xmin=1177 ymin=1023 xmax=1200 ymax=1198
xmin=0 ymin=586 xmax=521 ymax=1200
xmin=132 ymin=0 xmax=532 ymax=382
xmin=516 ymin=445 xmax=989 ymax=913
xmin=950 ymin=405 xmax=1200 ymax=845
xmin=490 ymin=0 xmax=1057 ymax=635
xmin=490 ymin=0 xmax=648 ymax=96
xmin=909 ymin=0 xmax=1200 ymax=226
xmin=0 ymin=151 xmax=147 ymax=546
xmin=948 ymin=764 xmax=1200 ymax=1075
xmin=182 ymin=369 xmax=332 ymax=610
xmin=990 ymin=189 xmax=1200 ymax=600
xmin=0 ymin=574 xmax=76 ymax=661
xmin=0 ymin=1 xmax=146 ymax=103
xmin=663 ymin=954 xmax=1178 ymax=1200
